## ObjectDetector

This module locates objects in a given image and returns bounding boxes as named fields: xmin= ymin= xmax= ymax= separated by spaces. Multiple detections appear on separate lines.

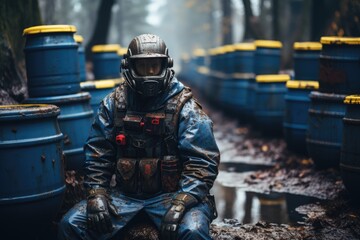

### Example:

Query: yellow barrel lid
xmin=74 ymin=34 xmax=84 ymax=43
xmin=193 ymin=48 xmax=206 ymax=57
xmin=321 ymin=36 xmax=360 ymax=45
xmin=80 ymin=80 xmax=116 ymax=89
xmin=222 ymin=45 xmax=235 ymax=53
xmin=117 ymin=47 xmax=127 ymax=56
xmin=233 ymin=43 xmax=256 ymax=51
xmin=344 ymin=95 xmax=360 ymax=104
xmin=254 ymin=40 xmax=282 ymax=48
xmin=92 ymin=44 xmax=121 ymax=53
xmin=286 ymin=80 xmax=319 ymax=89
xmin=256 ymin=74 xmax=290 ymax=82
xmin=23 ymin=25 xmax=77 ymax=35
xmin=294 ymin=42 xmax=322 ymax=50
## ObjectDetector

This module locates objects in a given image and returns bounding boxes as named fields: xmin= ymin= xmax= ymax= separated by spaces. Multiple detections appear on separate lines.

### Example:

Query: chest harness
xmin=113 ymin=83 xmax=193 ymax=198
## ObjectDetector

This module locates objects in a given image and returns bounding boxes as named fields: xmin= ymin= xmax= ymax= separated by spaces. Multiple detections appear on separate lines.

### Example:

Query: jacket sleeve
xmin=177 ymin=99 xmax=220 ymax=201
xmin=83 ymin=92 xmax=117 ymax=190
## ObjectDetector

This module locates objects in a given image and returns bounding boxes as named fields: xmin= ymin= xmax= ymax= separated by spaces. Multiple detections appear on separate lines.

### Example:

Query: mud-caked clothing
xmin=58 ymin=78 xmax=220 ymax=240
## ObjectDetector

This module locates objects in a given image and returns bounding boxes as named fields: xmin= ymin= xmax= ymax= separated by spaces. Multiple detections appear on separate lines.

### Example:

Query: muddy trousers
xmin=58 ymin=192 xmax=214 ymax=240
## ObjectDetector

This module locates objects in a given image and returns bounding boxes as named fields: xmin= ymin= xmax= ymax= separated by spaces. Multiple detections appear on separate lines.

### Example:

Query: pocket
xmin=139 ymin=158 xmax=161 ymax=194
xmin=116 ymin=158 xmax=138 ymax=193
xmin=161 ymin=155 xmax=180 ymax=192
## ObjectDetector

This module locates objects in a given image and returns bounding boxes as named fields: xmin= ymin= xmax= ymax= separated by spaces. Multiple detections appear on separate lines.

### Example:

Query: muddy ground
xmin=202 ymin=94 xmax=360 ymax=240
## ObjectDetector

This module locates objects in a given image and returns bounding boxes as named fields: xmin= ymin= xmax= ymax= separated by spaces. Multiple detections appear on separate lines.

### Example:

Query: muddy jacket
xmin=84 ymin=77 xmax=220 ymax=201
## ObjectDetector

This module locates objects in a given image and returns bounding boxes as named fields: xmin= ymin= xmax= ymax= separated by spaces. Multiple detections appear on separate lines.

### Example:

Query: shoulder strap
xmin=164 ymin=86 xmax=193 ymax=155
xmin=114 ymin=83 xmax=127 ymax=130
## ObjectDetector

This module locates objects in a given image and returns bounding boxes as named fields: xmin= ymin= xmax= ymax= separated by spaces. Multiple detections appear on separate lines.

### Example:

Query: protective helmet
xmin=121 ymin=34 xmax=174 ymax=97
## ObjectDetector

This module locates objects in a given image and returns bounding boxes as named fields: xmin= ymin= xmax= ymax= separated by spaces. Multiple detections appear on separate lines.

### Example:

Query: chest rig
xmin=113 ymin=83 xmax=193 ymax=198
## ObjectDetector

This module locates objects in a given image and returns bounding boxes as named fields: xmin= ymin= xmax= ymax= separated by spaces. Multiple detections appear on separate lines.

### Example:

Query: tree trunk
xmin=0 ymin=0 xmax=42 ymax=104
xmin=85 ymin=0 xmax=116 ymax=61
xmin=221 ymin=0 xmax=233 ymax=44
xmin=242 ymin=0 xmax=262 ymax=41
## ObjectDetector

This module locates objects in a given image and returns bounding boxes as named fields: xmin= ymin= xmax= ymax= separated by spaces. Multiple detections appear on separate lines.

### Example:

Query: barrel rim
xmin=321 ymin=36 xmax=360 ymax=45
xmin=344 ymin=95 xmax=360 ymax=105
xmin=0 ymin=104 xmax=60 ymax=119
xmin=309 ymin=91 xmax=347 ymax=101
xmin=293 ymin=42 xmax=322 ymax=50
xmin=92 ymin=44 xmax=121 ymax=53
xmin=193 ymin=48 xmax=207 ymax=56
xmin=25 ymin=92 xmax=91 ymax=104
xmin=233 ymin=43 xmax=256 ymax=51
xmin=254 ymin=40 xmax=283 ymax=48
xmin=256 ymin=74 xmax=290 ymax=83
xmin=80 ymin=79 xmax=117 ymax=90
xmin=23 ymin=25 xmax=76 ymax=35
xmin=74 ymin=34 xmax=84 ymax=43
xmin=117 ymin=47 xmax=127 ymax=56
xmin=286 ymin=80 xmax=319 ymax=89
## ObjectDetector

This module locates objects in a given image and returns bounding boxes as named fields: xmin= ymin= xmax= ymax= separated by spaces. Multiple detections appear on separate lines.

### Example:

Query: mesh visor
xmin=131 ymin=58 xmax=167 ymax=77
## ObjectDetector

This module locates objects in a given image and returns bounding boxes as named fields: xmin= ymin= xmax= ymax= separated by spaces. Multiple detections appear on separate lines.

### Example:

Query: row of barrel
xmin=179 ymin=37 xmax=360 ymax=200
xmin=0 ymin=25 xmax=124 ymax=236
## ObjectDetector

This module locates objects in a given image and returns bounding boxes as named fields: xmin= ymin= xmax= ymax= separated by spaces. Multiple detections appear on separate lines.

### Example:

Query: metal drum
xmin=25 ymin=92 xmax=93 ymax=171
xmin=81 ymin=79 xmax=120 ymax=116
xmin=254 ymin=74 xmax=289 ymax=135
xmin=319 ymin=37 xmax=360 ymax=94
xmin=284 ymin=81 xmax=319 ymax=154
xmin=307 ymin=91 xmax=346 ymax=168
xmin=341 ymin=95 xmax=360 ymax=199
xmin=23 ymin=25 xmax=80 ymax=97
xmin=254 ymin=40 xmax=282 ymax=75
xmin=92 ymin=44 xmax=121 ymax=80
xmin=0 ymin=104 xmax=65 ymax=235
xmin=293 ymin=42 xmax=322 ymax=80
xmin=74 ymin=34 xmax=87 ymax=82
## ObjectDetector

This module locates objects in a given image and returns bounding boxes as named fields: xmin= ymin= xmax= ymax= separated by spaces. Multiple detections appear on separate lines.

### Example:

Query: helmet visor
xmin=132 ymin=58 xmax=166 ymax=76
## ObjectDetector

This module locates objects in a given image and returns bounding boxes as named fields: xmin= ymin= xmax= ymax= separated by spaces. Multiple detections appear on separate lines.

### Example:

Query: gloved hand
xmin=86 ymin=189 xmax=118 ymax=234
xmin=160 ymin=193 xmax=198 ymax=240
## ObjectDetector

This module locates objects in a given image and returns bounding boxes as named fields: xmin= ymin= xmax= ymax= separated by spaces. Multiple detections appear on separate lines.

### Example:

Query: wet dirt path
xmin=196 ymin=90 xmax=360 ymax=240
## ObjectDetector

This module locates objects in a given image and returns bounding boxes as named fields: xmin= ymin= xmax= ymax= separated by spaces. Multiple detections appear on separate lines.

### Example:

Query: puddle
xmin=211 ymin=182 xmax=321 ymax=225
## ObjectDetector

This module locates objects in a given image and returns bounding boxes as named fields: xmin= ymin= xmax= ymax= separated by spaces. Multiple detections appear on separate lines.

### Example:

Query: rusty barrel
xmin=25 ymin=92 xmax=93 ymax=171
xmin=0 ymin=104 xmax=65 ymax=235
xmin=340 ymin=95 xmax=360 ymax=199
xmin=319 ymin=37 xmax=360 ymax=94
xmin=284 ymin=80 xmax=319 ymax=154
xmin=23 ymin=25 xmax=80 ymax=97
xmin=307 ymin=91 xmax=346 ymax=168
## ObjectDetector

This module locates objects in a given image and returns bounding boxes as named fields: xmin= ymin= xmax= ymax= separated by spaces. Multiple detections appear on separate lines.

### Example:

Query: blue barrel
xmin=307 ymin=91 xmax=346 ymax=168
xmin=0 ymin=104 xmax=65 ymax=235
xmin=74 ymin=34 xmax=87 ymax=82
xmin=81 ymin=79 xmax=121 ymax=116
xmin=340 ymin=95 xmax=360 ymax=199
xmin=92 ymin=44 xmax=121 ymax=80
xmin=25 ymin=93 xmax=93 ymax=171
xmin=233 ymin=43 xmax=256 ymax=73
xmin=23 ymin=25 xmax=80 ymax=97
xmin=254 ymin=40 xmax=282 ymax=75
xmin=246 ymin=77 xmax=257 ymax=120
xmin=284 ymin=80 xmax=319 ymax=154
xmin=254 ymin=74 xmax=289 ymax=135
xmin=293 ymin=42 xmax=322 ymax=80
xmin=319 ymin=37 xmax=360 ymax=94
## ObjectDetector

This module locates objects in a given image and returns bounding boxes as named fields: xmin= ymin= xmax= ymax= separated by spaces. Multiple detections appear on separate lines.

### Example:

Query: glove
xmin=160 ymin=193 xmax=198 ymax=240
xmin=86 ymin=188 xmax=118 ymax=234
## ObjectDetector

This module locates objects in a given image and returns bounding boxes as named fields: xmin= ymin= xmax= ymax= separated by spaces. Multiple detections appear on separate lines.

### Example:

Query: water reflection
xmin=212 ymin=182 xmax=316 ymax=225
